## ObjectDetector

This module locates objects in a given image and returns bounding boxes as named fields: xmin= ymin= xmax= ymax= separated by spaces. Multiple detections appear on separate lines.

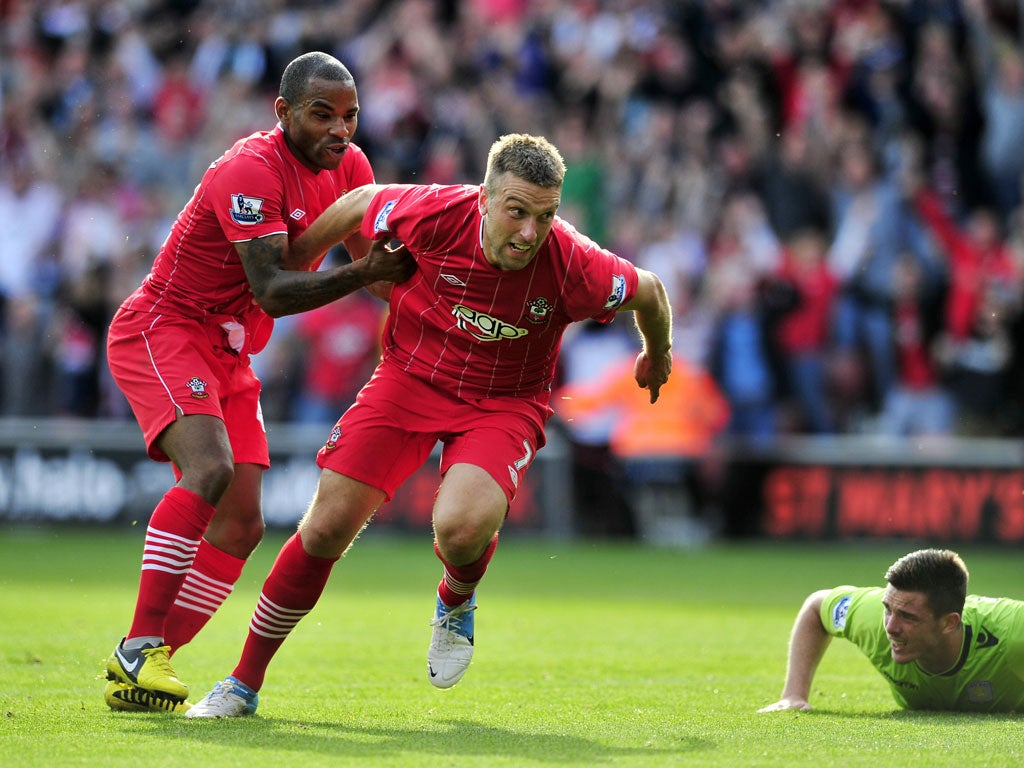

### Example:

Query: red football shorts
xmin=316 ymin=363 xmax=549 ymax=504
xmin=106 ymin=307 xmax=269 ymax=466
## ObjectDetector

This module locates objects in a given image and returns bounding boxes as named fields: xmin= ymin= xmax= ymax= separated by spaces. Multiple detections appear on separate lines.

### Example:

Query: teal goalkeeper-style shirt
xmin=821 ymin=586 xmax=1024 ymax=711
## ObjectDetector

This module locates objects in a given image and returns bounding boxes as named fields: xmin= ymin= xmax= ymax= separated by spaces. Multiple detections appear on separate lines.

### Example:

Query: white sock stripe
xmin=144 ymin=546 xmax=199 ymax=562
xmin=252 ymin=606 xmax=307 ymax=626
xmin=141 ymin=563 xmax=191 ymax=575
xmin=256 ymin=593 xmax=312 ymax=617
xmin=172 ymin=597 xmax=217 ymax=616
xmin=175 ymin=589 xmax=226 ymax=610
xmin=142 ymin=552 xmax=197 ymax=569
xmin=182 ymin=568 xmax=234 ymax=592
xmin=249 ymin=610 xmax=305 ymax=634
xmin=443 ymin=573 xmax=477 ymax=594
xmin=144 ymin=540 xmax=199 ymax=561
xmin=250 ymin=612 xmax=306 ymax=634
xmin=177 ymin=580 xmax=233 ymax=602
xmin=146 ymin=527 xmax=202 ymax=547
xmin=248 ymin=622 xmax=292 ymax=639
xmin=175 ymin=588 xmax=230 ymax=612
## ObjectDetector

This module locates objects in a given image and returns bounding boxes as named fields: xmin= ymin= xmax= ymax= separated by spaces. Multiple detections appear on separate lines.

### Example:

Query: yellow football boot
xmin=104 ymin=681 xmax=192 ymax=714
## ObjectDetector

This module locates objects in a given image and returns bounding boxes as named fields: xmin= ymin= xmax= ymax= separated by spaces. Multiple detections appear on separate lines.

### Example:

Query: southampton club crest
xmin=187 ymin=376 xmax=210 ymax=399
xmin=525 ymin=297 xmax=553 ymax=324
xmin=230 ymin=193 xmax=265 ymax=224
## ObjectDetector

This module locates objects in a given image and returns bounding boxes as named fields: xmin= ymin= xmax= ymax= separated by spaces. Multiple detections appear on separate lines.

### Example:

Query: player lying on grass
xmin=759 ymin=548 xmax=1024 ymax=713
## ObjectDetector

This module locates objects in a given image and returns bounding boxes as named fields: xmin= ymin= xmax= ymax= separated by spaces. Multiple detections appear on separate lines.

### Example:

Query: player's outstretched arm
xmin=758 ymin=590 xmax=832 ymax=712
xmin=621 ymin=268 xmax=672 ymax=404
xmin=238 ymin=224 xmax=413 ymax=318
xmin=286 ymin=184 xmax=384 ymax=270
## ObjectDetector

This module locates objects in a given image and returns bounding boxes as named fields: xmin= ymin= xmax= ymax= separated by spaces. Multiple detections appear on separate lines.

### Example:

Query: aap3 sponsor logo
xmin=451 ymin=304 xmax=527 ymax=342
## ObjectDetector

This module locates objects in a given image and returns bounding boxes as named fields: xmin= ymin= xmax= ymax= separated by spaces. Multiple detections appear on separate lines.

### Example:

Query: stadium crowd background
xmin=3 ymin=0 xmax=1024 ymax=455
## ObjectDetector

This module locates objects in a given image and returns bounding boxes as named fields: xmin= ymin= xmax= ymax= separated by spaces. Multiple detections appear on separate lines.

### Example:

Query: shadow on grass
xmin=781 ymin=708 xmax=1022 ymax=723
xmin=162 ymin=715 xmax=715 ymax=763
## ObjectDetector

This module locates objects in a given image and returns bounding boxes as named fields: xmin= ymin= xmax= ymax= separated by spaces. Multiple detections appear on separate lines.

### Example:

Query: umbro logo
xmin=440 ymin=273 xmax=466 ymax=287
xmin=290 ymin=209 xmax=305 ymax=220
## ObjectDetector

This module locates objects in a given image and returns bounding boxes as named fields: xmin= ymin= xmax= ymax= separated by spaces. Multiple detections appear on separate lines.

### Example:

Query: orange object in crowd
xmin=554 ymin=353 xmax=731 ymax=458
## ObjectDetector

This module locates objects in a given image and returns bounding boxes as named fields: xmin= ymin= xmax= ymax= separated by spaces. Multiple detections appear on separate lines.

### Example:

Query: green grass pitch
xmin=1 ymin=526 xmax=1022 ymax=767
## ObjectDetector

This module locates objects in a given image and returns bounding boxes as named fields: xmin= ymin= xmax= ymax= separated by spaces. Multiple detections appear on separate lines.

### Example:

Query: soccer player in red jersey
xmin=102 ymin=52 xmax=413 ymax=713
xmin=186 ymin=133 xmax=673 ymax=717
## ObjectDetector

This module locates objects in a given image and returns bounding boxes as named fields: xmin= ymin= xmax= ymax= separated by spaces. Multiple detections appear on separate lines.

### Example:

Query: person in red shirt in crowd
xmin=292 ymin=287 xmax=386 ymax=424
xmin=933 ymin=282 xmax=1016 ymax=435
xmin=912 ymin=182 xmax=1020 ymax=342
xmin=185 ymin=133 xmax=673 ymax=717
xmin=152 ymin=52 xmax=205 ymax=146
xmin=101 ymin=52 xmax=413 ymax=713
xmin=773 ymin=228 xmax=839 ymax=433
xmin=879 ymin=252 xmax=953 ymax=435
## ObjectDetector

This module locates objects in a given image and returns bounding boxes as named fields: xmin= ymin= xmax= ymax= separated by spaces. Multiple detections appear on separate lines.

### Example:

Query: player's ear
xmin=478 ymin=187 xmax=488 ymax=217
xmin=274 ymin=97 xmax=290 ymax=125
xmin=940 ymin=612 xmax=962 ymax=635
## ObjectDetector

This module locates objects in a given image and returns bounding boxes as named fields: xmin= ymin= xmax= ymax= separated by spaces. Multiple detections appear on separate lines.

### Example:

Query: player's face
xmin=277 ymin=78 xmax=359 ymax=173
xmin=882 ymin=585 xmax=960 ymax=673
xmin=478 ymin=173 xmax=560 ymax=271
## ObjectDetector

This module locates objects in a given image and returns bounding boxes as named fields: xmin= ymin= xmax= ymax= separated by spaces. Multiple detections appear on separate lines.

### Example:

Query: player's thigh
xmin=439 ymin=415 xmax=543 ymax=509
xmin=160 ymin=414 xmax=234 ymax=475
xmin=299 ymin=468 xmax=388 ymax=558
xmin=433 ymin=463 xmax=508 ymax=552
xmin=205 ymin=463 xmax=266 ymax=557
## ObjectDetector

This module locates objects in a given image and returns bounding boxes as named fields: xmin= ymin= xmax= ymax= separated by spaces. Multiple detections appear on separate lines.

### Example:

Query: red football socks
xmin=127 ymin=486 xmax=215 ymax=641
xmin=435 ymin=533 xmax=498 ymax=607
xmin=231 ymin=531 xmax=338 ymax=691
xmin=163 ymin=538 xmax=246 ymax=654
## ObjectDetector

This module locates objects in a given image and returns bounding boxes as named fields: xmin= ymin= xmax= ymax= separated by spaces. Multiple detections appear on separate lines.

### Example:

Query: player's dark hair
xmin=484 ymin=134 xmax=566 ymax=192
xmin=279 ymin=52 xmax=354 ymax=104
xmin=885 ymin=549 xmax=968 ymax=618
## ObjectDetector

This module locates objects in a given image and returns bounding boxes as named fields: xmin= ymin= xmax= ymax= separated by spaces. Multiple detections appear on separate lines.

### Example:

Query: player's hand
xmin=360 ymin=240 xmax=415 ymax=302
xmin=633 ymin=348 xmax=672 ymax=404
xmin=757 ymin=698 xmax=812 ymax=713
xmin=363 ymin=239 xmax=416 ymax=285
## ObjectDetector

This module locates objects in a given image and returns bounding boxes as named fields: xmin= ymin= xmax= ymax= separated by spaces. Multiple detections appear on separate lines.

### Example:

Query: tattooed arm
xmin=237 ymin=228 xmax=413 ymax=318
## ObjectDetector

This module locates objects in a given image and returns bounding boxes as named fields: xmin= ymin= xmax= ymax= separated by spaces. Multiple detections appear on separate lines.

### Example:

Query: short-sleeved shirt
xmin=822 ymin=586 xmax=1024 ymax=711
xmin=361 ymin=183 xmax=638 ymax=403
xmin=119 ymin=124 xmax=374 ymax=356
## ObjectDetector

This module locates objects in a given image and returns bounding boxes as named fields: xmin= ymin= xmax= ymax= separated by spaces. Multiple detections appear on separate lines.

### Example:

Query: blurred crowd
xmin=4 ymin=0 xmax=1024 ymax=450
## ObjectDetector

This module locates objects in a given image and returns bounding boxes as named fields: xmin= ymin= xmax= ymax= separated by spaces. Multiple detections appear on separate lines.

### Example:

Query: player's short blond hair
xmin=484 ymin=134 xmax=565 ymax=193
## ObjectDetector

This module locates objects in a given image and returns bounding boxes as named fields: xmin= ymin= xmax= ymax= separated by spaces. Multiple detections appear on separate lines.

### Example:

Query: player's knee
xmin=234 ymin=516 xmax=265 ymax=556
xmin=192 ymin=458 xmax=235 ymax=502
xmin=296 ymin=508 xmax=353 ymax=559
xmin=434 ymin=520 xmax=495 ymax=566
xmin=205 ymin=510 xmax=264 ymax=558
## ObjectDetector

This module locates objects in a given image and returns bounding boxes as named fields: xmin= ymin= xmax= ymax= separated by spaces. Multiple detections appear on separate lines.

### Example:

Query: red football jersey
xmin=362 ymin=183 xmax=639 ymax=401
xmin=120 ymin=124 xmax=374 ymax=354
